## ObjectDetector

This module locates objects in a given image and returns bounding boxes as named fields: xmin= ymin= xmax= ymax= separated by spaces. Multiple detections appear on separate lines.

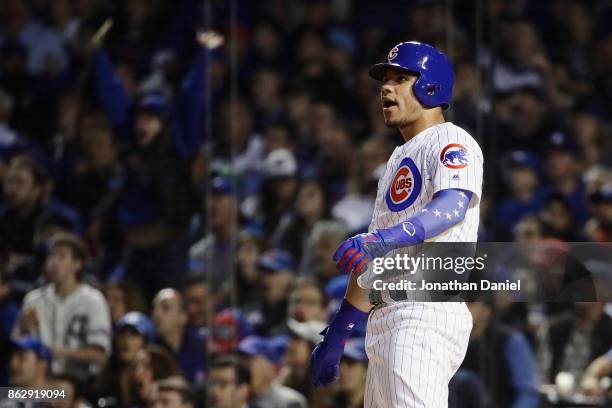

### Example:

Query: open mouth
xmin=382 ymin=98 xmax=397 ymax=108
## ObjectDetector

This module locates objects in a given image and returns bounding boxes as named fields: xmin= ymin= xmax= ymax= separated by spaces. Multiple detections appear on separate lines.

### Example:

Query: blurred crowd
xmin=1 ymin=0 xmax=612 ymax=407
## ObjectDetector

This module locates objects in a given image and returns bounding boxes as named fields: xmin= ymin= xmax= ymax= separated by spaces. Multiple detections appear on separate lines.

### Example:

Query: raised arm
xmin=92 ymin=49 xmax=133 ymax=131
xmin=172 ymin=30 xmax=223 ymax=157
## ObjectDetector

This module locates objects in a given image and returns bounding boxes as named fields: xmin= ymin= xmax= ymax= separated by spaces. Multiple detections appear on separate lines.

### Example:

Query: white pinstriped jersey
xmin=359 ymin=122 xmax=481 ymax=408
xmin=358 ymin=122 xmax=483 ymax=289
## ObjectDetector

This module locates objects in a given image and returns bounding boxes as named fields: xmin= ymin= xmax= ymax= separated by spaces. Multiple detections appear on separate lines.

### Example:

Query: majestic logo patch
xmin=388 ymin=46 xmax=399 ymax=61
xmin=440 ymin=143 xmax=469 ymax=169
xmin=386 ymin=157 xmax=422 ymax=211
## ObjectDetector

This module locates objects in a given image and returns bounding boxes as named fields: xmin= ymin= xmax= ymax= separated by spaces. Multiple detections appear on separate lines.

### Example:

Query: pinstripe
xmin=363 ymin=123 xmax=481 ymax=407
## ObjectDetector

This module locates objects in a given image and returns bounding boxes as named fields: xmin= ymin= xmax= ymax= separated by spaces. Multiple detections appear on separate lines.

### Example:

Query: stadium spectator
xmin=584 ymin=184 xmax=612 ymax=242
xmin=231 ymin=229 xmax=266 ymax=308
xmin=300 ymin=220 xmax=347 ymax=283
xmin=254 ymin=148 xmax=300 ymax=234
xmin=580 ymin=348 xmax=612 ymax=396
xmin=238 ymin=335 xmax=307 ymax=408
xmin=103 ymin=280 xmax=148 ymax=324
xmin=190 ymin=176 xmax=239 ymax=291
xmin=126 ymin=345 xmax=182 ymax=408
xmin=7 ymin=336 xmax=52 ymax=388
xmin=13 ymin=233 xmax=111 ymax=381
xmin=152 ymin=288 xmax=206 ymax=385
xmin=250 ymin=249 xmax=296 ymax=335
xmin=181 ymin=273 xmax=212 ymax=331
xmin=208 ymin=308 xmax=254 ymax=355
xmin=0 ymin=156 xmax=48 ymax=257
xmin=207 ymin=356 xmax=251 ymax=408
xmin=89 ymin=31 xmax=223 ymax=298
xmin=90 ymin=311 xmax=154 ymax=405
xmin=151 ymin=376 xmax=194 ymax=408
xmin=496 ymin=150 xmax=548 ymax=236
xmin=271 ymin=178 xmax=330 ymax=262
xmin=543 ymin=132 xmax=590 ymax=225
xmin=287 ymin=277 xmax=327 ymax=323
xmin=49 ymin=373 xmax=92 ymax=408
xmin=538 ymin=302 xmax=612 ymax=384
xmin=333 ymin=338 xmax=369 ymax=408
xmin=331 ymin=137 xmax=391 ymax=233
xmin=278 ymin=318 xmax=326 ymax=399
xmin=462 ymin=302 xmax=539 ymax=408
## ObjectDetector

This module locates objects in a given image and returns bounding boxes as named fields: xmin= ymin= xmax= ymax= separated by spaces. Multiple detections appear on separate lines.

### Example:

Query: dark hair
xmin=105 ymin=280 xmax=148 ymax=314
xmin=143 ymin=345 xmax=182 ymax=380
xmin=290 ymin=277 xmax=326 ymax=306
xmin=182 ymin=273 xmax=208 ymax=290
xmin=210 ymin=355 xmax=251 ymax=386
xmin=49 ymin=232 xmax=88 ymax=266
xmin=9 ymin=156 xmax=47 ymax=186
xmin=156 ymin=376 xmax=193 ymax=404
xmin=48 ymin=373 xmax=83 ymax=400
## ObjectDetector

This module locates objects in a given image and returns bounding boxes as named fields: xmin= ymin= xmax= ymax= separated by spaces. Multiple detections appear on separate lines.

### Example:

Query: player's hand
xmin=310 ymin=333 xmax=344 ymax=387
xmin=197 ymin=30 xmax=224 ymax=50
xmin=333 ymin=232 xmax=386 ymax=275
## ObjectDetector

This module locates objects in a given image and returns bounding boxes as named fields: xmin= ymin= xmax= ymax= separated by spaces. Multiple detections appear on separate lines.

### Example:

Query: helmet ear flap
xmin=425 ymin=84 xmax=440 ymax=96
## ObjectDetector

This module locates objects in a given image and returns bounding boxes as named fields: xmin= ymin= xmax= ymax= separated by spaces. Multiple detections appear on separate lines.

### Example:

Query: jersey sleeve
xmin=426 ymin=125 xmax=483 ymax=202
xmin=84 ymin=290 xmax=112 ymax=353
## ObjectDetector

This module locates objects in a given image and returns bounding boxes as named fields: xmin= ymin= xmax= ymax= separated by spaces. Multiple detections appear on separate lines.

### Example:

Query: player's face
xmin=380 ymin=68 xmax=423 ymax=128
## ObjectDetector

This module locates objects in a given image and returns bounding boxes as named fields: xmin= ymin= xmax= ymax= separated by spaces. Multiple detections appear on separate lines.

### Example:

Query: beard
xmin=384 ymin=114 xmax=412 ymax=129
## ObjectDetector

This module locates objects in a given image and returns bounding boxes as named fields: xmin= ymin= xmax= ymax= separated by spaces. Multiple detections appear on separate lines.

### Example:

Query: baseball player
xmin=310 ymin=42 xmax=483 ymax=407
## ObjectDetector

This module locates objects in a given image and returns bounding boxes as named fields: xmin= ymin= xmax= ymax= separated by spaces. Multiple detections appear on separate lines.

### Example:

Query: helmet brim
xmin=368 ymin=63 xmax=418 ymax=81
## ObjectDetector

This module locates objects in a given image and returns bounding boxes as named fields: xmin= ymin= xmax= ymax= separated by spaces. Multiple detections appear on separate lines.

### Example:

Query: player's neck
xmin=399 ymin=110 xmax=445 ymax=142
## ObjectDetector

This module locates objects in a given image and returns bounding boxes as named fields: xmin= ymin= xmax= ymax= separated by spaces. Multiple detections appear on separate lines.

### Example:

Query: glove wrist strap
xmin=325 ymin=299 xmax=368 ymax=344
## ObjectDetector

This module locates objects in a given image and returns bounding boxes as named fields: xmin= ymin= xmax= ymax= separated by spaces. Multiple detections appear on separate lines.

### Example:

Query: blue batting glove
xmin=310 ymin=331 xmax=344 ymax=387
xmin=310 ymin=300 xmax=368 ymax=388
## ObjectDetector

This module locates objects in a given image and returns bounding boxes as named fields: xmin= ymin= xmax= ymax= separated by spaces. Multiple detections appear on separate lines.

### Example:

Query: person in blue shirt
xmin=496 ymin=150 xmax=548 ymax=239
xmin=152 ymin=288 xmax=206 ymax=385
xmin=89 ymin=30 xmax=223 ymax=298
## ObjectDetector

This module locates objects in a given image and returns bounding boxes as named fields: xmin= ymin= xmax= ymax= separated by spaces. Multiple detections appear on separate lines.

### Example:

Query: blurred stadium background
xmin=1 ymin=0 xmax=612 ymax=407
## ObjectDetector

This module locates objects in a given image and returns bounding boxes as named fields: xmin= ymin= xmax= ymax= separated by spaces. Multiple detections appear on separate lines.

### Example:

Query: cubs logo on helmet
xmin=440 ymin=143 xmax=469 ymax=169
xmin=388 ymin=46 xmax=399 ymax=61
xmin=386 ymin=157 xmax=422 ymax=211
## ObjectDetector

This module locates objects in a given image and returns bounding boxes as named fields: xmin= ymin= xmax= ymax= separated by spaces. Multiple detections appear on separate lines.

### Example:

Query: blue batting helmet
xmin=369 ymin=41 xmax=454 ymax=110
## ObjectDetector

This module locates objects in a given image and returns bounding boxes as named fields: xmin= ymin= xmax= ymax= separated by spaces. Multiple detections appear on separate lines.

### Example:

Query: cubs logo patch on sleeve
xmin=440 ymin=143 xmax=469 ymax=169
xmin=385 ymin=157 xmax=422 ymax=211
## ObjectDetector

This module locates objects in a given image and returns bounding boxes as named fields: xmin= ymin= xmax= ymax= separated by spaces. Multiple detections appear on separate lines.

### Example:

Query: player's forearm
xmin=377 ymin=188 xmax=473 ymax=249
xmin=345 ymin=269 xmax=373 ymax=312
